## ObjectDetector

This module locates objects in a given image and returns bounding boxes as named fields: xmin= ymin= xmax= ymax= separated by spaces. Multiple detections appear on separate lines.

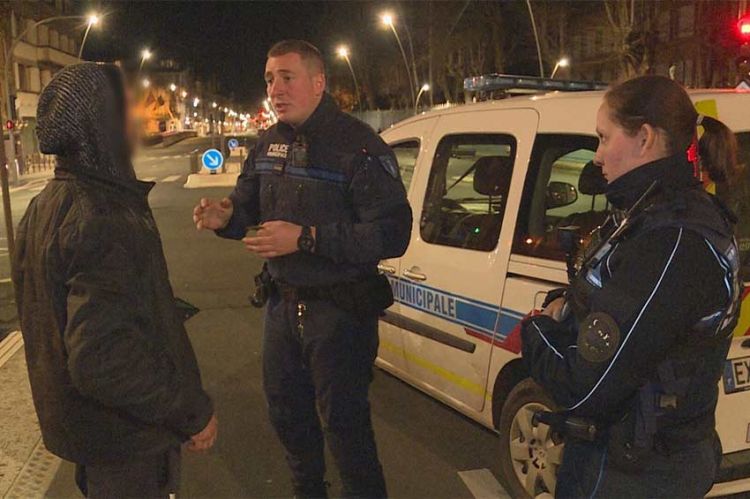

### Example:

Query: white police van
xmin=376 ymin=75 xmax=750 ymax=498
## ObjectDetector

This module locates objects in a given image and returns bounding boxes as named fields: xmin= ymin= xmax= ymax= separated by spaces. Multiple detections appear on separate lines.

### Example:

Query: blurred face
xmin=265 ymin=52 xmax=325 ymax=127
xmin=594 ymin=102 xmax=670 ymax=183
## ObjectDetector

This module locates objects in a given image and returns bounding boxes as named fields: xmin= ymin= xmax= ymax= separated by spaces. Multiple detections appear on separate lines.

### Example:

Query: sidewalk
xmin=8 ymin=170 xmax=54 ymax=194
xmin=0 ymin=332 xmax=63 ymax=499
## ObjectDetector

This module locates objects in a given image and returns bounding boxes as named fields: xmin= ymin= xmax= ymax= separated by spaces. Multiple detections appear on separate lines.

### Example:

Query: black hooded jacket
xmin=13 ymin=63 xmax=213 ymax=464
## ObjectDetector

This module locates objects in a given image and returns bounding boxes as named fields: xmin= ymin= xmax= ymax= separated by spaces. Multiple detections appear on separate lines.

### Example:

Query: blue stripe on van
xmin=387 ymin=276 xmax=523 ymax=344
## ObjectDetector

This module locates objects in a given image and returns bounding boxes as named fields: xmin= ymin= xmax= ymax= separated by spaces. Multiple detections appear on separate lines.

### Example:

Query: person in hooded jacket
xmin=521 ymin=76 xmax=742 ymax=497
xmin=13 ymin=63 xmax=216 ymax=498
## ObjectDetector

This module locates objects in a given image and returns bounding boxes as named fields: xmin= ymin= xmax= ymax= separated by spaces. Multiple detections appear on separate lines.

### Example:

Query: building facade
xmin=1 ymin=0 xmax=82 ymax=159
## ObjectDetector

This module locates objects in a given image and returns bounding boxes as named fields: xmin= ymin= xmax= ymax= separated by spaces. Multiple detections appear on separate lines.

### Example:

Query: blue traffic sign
xmin=227 ymin=138 xmax=239 ymax=149
xmin=202 ymin=148 xmax=224 ymax=171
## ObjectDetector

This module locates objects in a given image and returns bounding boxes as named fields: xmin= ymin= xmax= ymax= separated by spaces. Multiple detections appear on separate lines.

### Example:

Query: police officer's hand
xmin=187 ymin=414 xmax=218 ymax=452
xmin=243 ymin=221 xmax=312 ymax=258
xmin=542 ymin=297 xmax=567 ymax=322
xmin=193 ymin=198 xmax=233 ymax=230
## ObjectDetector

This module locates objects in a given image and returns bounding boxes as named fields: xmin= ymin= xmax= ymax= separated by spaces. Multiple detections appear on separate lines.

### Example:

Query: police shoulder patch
xmin=377 ymin=154 xmax=400 ymax=179
xmin=577 ymin=312 xmax=621 ymax=363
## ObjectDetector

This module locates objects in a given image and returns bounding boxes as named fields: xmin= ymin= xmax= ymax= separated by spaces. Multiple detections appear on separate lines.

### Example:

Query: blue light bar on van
xmin=464 ymin=74 xmax=608 ymax=93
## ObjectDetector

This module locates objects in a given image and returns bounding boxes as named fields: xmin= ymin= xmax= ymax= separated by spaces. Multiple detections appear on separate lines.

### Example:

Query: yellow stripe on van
xmin=694 ymin=99 xmax=719 ymax=120
xmin=379 ymin=339 xmax=487 ymax=397
xmin=736 ymin=290 xmax=750 ymax=337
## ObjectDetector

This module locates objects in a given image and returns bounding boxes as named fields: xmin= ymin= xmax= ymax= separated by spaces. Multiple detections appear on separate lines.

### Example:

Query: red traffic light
xmin=4 ymin=120 xmax=13 ymax=131
xmin=740 ymin=15 xmax=750 ymax=41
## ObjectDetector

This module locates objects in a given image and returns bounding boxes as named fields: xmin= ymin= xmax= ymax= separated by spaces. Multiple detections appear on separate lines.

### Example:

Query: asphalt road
xmin=25 ymin=136 xmax=507 ymax=498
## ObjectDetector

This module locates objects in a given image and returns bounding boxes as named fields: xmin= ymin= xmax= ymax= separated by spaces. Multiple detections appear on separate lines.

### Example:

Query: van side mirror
xmin=547 ymin=181 xmax=578 ymax=209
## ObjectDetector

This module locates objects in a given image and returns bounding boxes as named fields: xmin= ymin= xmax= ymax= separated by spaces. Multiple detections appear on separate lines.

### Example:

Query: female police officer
xmin=521 ymin=75 xmax=741 ymax=498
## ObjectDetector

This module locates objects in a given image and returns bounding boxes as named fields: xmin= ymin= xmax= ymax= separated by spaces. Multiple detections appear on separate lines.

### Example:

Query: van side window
xmin=514 ymin=134 xmax=607 ymax=261
xmin=420 ymin=134 xmax=516 ymax=252
xmin=390 ymin=140 xmax=420 ymax=192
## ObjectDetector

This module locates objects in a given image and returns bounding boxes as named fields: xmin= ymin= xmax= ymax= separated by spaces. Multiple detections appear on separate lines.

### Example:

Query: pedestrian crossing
xmin=139 ymin=175 xmax=184 ymax=183
xmin=135 ymin=153 xmax=192 ymax=163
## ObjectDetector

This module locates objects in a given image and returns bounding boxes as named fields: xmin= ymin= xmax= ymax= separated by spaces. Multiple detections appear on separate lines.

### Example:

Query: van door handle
xmin=403 ymin=266 xmax=427 ymax=281
xmin=378 ymin=263 xmax=396 ymax=275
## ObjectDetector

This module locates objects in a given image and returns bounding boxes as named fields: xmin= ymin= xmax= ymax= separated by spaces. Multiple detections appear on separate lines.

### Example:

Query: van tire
xmin=497 ymin=378 xmax=564 ymax=498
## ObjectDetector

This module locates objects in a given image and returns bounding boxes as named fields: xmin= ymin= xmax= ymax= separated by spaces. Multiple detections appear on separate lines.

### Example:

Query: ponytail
xmin=699 ymin=115 xmax=740 ymax=185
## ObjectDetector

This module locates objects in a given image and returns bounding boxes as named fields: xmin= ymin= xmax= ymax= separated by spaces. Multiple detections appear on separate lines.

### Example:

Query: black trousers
xmin=75 ymin=447 xmax=180 ymax=499
xmin=556 ymin=437 xmax=718 ymax=498
xmin=262 ymin=294 xmax=387 ymax=498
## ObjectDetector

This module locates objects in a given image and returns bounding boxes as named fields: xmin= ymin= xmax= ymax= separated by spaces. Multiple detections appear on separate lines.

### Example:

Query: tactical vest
xmin=570 ymin=185 xmax=741 ymax=468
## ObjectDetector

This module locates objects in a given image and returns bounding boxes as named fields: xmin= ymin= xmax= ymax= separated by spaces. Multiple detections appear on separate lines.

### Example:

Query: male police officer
xmin=193 ymin=40 xmax=411 ymax=498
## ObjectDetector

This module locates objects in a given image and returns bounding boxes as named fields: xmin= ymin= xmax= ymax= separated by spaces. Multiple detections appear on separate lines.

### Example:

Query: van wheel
xmin=497 ymin=378 xmax=564 ymax=498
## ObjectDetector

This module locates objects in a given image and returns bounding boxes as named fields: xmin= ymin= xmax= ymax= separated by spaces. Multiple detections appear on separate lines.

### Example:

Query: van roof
xmin=389 ymin=88 xmax=750 ymax=134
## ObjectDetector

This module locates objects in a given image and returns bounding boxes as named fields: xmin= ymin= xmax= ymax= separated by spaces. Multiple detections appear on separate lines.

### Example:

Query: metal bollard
xmin=189 ymin=153 xmax=199 ymax=174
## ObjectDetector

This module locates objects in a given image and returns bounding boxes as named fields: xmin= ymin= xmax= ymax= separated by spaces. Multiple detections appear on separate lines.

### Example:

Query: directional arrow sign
xmin=202 ymin=148 xmax=224 ymax=171
xmin=227 ymin=138 xmax=239 ymax=149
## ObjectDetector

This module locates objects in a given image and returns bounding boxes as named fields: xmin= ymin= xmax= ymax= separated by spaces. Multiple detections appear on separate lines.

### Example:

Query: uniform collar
xmin=605 ymin=154 xmax=700 ymax=210
xmin=277 ymin=93 xmax=338 ymax=139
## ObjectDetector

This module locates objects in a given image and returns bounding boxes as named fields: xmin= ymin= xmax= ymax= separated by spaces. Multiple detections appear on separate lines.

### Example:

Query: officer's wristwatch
xmin=298 ymin=225 xmax=315 ymax=254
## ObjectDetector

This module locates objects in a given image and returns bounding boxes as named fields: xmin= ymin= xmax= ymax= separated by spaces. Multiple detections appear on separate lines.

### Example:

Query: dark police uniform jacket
xmin=521 ymin=155 xmax=741 ymax=461
xmin=217 ymin=93 xmax=412 ymax=287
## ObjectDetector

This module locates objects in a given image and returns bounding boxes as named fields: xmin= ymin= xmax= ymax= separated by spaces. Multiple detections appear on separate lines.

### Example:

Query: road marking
xmin=140 ymin=177 xmax=157 ymax=182
xmin=0 ymin=331 xmax=23 ymax=368
xmin=458 ymin=469 xmax=511 ymax=499
xmin=161 ymin=175 xmax=182 ymax=183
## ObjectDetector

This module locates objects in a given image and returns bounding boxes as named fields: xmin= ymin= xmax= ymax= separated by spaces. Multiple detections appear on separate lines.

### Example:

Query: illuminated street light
xmin=138 ymin=48 xmax=152 ymax=77
xmin=212 ymin=101 xmax=218 ymax=108
xmin=193 ymin=97 xmax=200 ymax=107
xmin=141 ymin=78 xmax=150 ymax=88
xmin=169 ymin=83 xmax=177 ymax=92
xmin=78 ymin=13 xmax=101 ymax=60
xmin=336 ymin=44 xmax=360 ymax=109
xmin=379 ymin=12 xmax=415 ymax=103
xmin=181 ymin=90 xmax=188 ymax=98
xmin=223 ymin=107 xmax=229 ymax=113
xmin=414 ymin=83 xmax=430 ymax=114
xmin=551 ymin=57 xmax=570 ymax=78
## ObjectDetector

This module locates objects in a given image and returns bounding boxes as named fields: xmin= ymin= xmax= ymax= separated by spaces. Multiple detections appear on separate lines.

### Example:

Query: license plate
xmin=724 ymin=355 xmax=750 ymax=394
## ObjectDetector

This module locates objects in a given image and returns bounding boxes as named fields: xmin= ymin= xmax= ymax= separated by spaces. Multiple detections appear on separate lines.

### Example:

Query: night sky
xmin=75 ymin=1 xmax=405 ymax=108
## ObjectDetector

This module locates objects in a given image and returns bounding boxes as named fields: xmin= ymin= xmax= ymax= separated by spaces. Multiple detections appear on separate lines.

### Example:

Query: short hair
xmin=267 ymin=40 xmax=326 ymax=76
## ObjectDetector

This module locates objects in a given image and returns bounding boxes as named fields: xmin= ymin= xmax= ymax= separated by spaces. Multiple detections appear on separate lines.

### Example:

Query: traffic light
xmin=5 ymin=120 xmax=13 ymax=131
xmin=740 ymin=14 xmax=750 ymax=43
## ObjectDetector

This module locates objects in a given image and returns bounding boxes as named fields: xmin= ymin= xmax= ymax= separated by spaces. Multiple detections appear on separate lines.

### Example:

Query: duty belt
xmin=272 ymin=280 xmax=338 ymax=302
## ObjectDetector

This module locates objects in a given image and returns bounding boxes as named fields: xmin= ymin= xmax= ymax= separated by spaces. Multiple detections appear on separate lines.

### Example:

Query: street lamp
xmin=3 ymin=14 xmax=98 ymax=188
xmin=212 ymin=101 xmax=218 ymax=108
xmin=551 ymin=57 xmax=570 ymax=78
xmin=336 ymin=45 xmax=361 ymax=110
xmin=414 ymin=83 xmax=430 ymax=113
xmin=77 ymin=13 xmax=101 ymax=61
xmin=193 ymin=97 xmax=200 ymax=107
xmin=380 ymin=12 xmax=416 ymax=103
xmin=138 ymin=48 xmax=152 ymax=74
xmin=169 ymin=83 xmax=177 ymax=92
xmin=181 ymin=90 xmax=188 ymax=99
xmin=142 ymin=78 xmax=150 ymax=88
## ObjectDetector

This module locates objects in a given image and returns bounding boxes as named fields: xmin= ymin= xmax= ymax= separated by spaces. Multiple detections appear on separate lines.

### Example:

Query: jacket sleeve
xmin=315 ymin=150 xmax=412 ymax=264
xmin=521 ymin=227 xmax=727 ymax=418
xmin=63 ymin=216 xmax=213 ymax=438
xmin=216 ymin=149 xmax=260 ymax=240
